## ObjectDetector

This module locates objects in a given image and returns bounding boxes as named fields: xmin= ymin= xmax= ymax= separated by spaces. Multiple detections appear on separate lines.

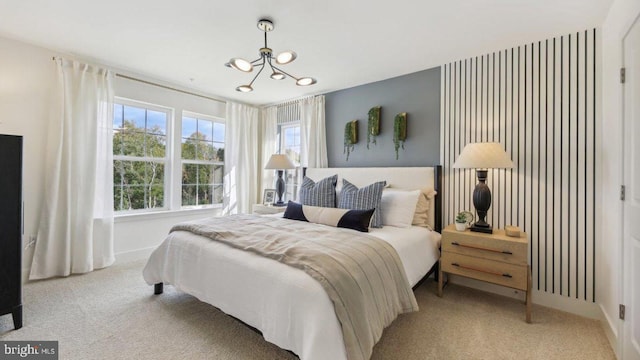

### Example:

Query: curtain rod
xmin=52 ymin=56 xmax=227 ymax=105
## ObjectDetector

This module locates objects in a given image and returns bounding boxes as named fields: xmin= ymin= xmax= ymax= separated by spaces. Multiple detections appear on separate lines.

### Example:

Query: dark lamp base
xmin=470 ymin=223 xmax=493 ymax=234
xmin=273 ymin=202 xmax=287 ymax=207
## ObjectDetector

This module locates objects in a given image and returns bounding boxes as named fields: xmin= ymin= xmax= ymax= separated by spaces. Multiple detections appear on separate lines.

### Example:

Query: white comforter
xmin=143 ymin=221 xmax=440 ymax=360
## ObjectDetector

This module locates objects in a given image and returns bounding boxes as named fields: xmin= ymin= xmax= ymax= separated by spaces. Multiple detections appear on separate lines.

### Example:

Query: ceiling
xmin=0 ymin=0 xmax=612 ymax=106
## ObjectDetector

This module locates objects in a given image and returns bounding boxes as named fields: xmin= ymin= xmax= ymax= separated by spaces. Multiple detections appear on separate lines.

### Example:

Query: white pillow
xmin=380 ymin=189 xmax=421 ymax=228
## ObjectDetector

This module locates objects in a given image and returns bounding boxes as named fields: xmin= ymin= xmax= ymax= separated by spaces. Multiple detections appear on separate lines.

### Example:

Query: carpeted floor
xmin=0 ymin=260 xmax=614 ymax=360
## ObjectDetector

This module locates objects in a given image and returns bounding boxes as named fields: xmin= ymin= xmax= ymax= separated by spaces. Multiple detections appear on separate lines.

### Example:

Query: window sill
xmin=115 ymin=206 xmax=221 ymax=223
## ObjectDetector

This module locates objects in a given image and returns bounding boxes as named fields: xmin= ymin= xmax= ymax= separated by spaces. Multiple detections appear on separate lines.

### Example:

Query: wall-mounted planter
xmin=367 ymin=106 xmax=381 ymax=149
xmin=393 ymin=112 xmax=407 ymax=160
xmin=344 ymin=120 xmax=358 ymax=161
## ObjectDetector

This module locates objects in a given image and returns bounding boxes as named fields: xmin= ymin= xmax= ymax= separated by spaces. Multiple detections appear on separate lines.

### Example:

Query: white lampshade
xmin=453 ymin=142 xmax=514 ymax=169
xmin=265 ymin=154 xmax=295 ymax=170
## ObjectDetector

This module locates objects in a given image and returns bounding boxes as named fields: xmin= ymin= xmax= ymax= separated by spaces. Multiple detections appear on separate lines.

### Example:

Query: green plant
xmin=455 ymin=212 xmax=467 ymax=223
xmin=367 ymin=106 xmax=381 ymax=149
xmin=393 ymin=112 xmax=407 ymax=160
xmin=344 ymin=120 xmax=358 ymax=161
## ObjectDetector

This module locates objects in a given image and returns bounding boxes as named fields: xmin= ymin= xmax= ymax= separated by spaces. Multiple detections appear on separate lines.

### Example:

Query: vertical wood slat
xmin=440 ymin=29 xmax=597 ymax=302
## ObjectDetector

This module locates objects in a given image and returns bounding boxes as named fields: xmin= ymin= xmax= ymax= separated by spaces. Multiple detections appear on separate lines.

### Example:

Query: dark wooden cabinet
xmin=0 ymin=134 xmax=23 ymax=330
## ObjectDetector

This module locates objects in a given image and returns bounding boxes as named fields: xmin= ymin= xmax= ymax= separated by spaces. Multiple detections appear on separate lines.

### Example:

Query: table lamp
xmin=453 ymin=142 xmax=514 ymax=233
xmin=265 ymin=154 xmax=296 ymax=206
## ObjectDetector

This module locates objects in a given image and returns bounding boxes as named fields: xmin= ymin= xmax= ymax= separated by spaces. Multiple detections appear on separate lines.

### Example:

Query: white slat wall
xmin=441 ymin=29 xmax=597 ymax=302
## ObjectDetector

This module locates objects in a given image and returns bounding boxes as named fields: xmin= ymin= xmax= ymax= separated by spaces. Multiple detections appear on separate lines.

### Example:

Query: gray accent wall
xmin=325 ymin=67 xmax=441 ymax=167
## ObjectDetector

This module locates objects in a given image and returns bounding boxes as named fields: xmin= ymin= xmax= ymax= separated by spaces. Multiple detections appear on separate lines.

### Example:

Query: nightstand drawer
xmin=441 ymin=252 xmax=528 ymax=291
xmin=442 ymin=232 xmax=527 ymax=265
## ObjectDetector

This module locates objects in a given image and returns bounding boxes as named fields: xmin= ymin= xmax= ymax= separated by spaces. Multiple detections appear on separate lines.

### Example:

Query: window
xmin=113 ymin=100 xmax=169 ymax=212
xmin=280 ymin=123 xmax=301 ymax=201
xmin=181 ymin=112 xmax=225 ymax=207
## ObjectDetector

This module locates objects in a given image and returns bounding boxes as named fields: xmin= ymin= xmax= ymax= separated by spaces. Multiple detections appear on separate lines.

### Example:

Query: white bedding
xmin=143 ymin=221 xmax=440 ymax=360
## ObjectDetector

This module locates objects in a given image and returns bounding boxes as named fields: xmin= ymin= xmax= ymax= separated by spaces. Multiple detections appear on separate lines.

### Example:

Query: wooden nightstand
xmin=252 ymin=204 xmax=286 ymax=215
xmin=438 ymin=224 xmax=532 ymax=323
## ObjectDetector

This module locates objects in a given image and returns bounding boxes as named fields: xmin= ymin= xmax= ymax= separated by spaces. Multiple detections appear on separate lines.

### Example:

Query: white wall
xmin=599 ymin=0 xmax=640 ymax=356
xmin=0 ymin=35 xmax=56 ymax=276
xmin=0 ymin=34 xmax=230 ymax=277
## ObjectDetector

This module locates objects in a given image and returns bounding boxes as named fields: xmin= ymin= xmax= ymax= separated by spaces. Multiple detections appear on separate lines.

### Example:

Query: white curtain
xmin=300 ymin=95 xmax=328 ymax=168
xmin=30 ymin=59 xmax=115 ymax=280
xmin=261 ymin=106 xmax=278 ymax=196
xmin=224 ymin=102 xmax=260 ymax=214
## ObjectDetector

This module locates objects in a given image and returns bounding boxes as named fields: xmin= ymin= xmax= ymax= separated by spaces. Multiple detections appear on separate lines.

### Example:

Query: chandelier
xmin=225 ymin=19 xmax=317 ymax=92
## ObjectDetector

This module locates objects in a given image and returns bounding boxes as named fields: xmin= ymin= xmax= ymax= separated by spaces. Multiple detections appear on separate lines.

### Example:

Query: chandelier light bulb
xmin=296 ymin=77 xmax=317 ymax=86
xmin=270 ymin=72 xmax=285 ymax=80
xmin=236 ymin=85 xmax=253 ymax=92
xmin=229 ymin=58 xmax=253 ymax=72
xmin=275 ymin=51 xmax=297 ymax=65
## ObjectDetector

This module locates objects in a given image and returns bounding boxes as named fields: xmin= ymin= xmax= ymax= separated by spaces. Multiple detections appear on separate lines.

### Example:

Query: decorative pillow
xmin=380 ymin=189 xmax=421 ymax=228
xmin=283 ymin=201 xmax=375 ymax=233
xmin=338 ymin=179 xmax=386 ymax=228
xmin=412 ymin=188 xmax=437 ymax=229
xmin=298 ymin=174 xmax=338 ymax=207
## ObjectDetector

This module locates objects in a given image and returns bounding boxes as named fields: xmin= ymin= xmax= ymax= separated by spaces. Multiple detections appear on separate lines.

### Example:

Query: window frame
xmin=180 ymin=110 xmax=226 ymax=209
xmin=113 ymin=97 xmax=173 ymax=215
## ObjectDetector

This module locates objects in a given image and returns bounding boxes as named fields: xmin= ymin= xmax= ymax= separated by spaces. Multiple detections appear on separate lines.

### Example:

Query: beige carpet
xmin=0 ymin=260 xmax=614 ymax=360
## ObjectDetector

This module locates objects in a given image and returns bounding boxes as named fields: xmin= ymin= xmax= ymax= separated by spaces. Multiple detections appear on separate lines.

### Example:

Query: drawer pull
xmin=451 ymin=263 xmax=512 ymax=278
xmin=451 ymin=241 xmax=512 ymax=255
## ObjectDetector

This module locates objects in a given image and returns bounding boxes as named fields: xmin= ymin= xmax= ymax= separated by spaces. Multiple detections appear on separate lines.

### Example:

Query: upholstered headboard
xmin=305 ymin=166 xmax=442 ymax=232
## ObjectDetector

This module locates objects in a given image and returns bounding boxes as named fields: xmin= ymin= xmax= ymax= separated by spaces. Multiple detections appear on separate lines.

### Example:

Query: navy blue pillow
xmin=298 ymin=174 xmax=338 ymax=207
xmin=283 ymin=201 xmax=375 ymax=233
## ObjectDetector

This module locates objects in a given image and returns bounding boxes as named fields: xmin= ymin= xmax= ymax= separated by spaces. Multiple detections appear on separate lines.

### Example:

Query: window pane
xmin=212 ymin=165 xmax=224 ymax=185
xmin=147 ymin=110 xmax=166 ymax=135
xmin=213 ymin=122 xmax=225 ymax=142
xmin=213 ymin=143 xmax=224 ymax=162
xmin=181 ymin=139 xmax=196 ymax=160
xmin=113 ymin=104 xmax=123 ymax=130
xmin=182 ymin=117 xmax=197 ymax=139
xmin=197 ymin=184 xmax=213 ymax=206
xmin=113 ymin=129 xmax=124 ymax=155
xmin=182 ymin=164 xmax=198 ymax=185
xmin=197 ymin=141 xmax=215 ymax=161
xmin=198 ymin=119 xmax=213 ymax=141
xmin=122 ymin=131 xmax=145 ymax=157
xmin=123 ymin=105 xmax=146 ymax=131
xmin=146 ymin=134 xmax=166 ymax=158
xmin=213 ymin=184 xmax=223 ymax=204
xmin=148 ymin=185 xmax=164 ymax=209
xmin=145 ymin=162 xmax=164 ymax=209
xmin=182 ymin=185 xmax=197 ymax=206
xmin=284 ymin=127 xmax=295 ymax=146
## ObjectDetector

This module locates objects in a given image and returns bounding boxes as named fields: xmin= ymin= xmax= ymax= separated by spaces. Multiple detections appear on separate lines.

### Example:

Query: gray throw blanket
xmin=171 ymin=214 xmax=418 ymax=360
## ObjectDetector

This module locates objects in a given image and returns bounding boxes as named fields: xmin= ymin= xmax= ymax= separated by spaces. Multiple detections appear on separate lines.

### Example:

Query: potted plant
xmin=455 ymin=211 xmax=473 ymax=231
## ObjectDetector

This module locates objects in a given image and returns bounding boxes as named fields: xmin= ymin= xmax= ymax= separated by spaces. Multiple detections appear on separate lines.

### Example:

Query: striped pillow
xmin=338 ymin=179 xmax=386 ymax=228
xmin=299 ymin=174 xmax=338 ymax=207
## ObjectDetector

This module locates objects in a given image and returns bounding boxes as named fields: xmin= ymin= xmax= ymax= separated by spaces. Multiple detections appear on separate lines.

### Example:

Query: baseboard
xmin=448 ymin=275 xmax=600 ymax=319
xmin=599 ymin=303 xmax=620 ymax=358
xmin=114 ymin=246 xmax=156 ymax=263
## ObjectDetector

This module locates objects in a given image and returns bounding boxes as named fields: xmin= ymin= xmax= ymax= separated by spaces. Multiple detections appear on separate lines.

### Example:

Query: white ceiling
xmin=0 ymin=0 xmax=612 ymax=105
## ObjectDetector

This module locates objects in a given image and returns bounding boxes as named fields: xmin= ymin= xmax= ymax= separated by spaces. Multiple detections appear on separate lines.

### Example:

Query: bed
xmin=143 ymin=166 xmax=442 ymax=360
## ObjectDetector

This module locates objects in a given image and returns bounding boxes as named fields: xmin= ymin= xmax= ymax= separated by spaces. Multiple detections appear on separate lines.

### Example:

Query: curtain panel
xmin=30 ymin=59 xmax=115 ymax=280
xmin=300 ymin=95 xmax=328 ymax=168
xmin=224 ymin=102 xmax=260 ymax=214
xmin=261 ymin=106 xmax=278 ymax=197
